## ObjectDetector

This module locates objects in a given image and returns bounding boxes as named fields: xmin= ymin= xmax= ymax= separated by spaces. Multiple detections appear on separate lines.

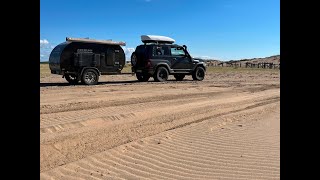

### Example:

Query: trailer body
xmin=49 ymin=37 xmax=126 ymax=85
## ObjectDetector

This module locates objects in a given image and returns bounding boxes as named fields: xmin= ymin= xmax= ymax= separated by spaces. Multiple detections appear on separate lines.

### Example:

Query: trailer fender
xmin=79 ymin=67 xmax=101 ymax=79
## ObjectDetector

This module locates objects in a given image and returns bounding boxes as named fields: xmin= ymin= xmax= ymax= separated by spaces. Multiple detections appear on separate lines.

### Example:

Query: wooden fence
xmin=205 ymin=61 xmax=280 ymax=69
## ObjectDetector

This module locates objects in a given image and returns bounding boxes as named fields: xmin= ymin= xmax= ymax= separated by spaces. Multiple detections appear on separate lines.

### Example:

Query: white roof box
xmin=66 ymin=37 xmax=126 ymax=46
xmin=141 ymin=35 xmax=175 ymax=44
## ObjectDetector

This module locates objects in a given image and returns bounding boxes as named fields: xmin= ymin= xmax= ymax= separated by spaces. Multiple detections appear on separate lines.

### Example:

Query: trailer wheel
xmin=81 ymin=69 xmax=99 ymax=85
xmin=154 ymin=66 xmax=169 ymax=82
xmin=65 ymin=74 xmax=79 ymax=85
xmin=136 ymin=72 xmax=150 ymax=82
xmin=192 ymin=66 xmax=205 ymax=81
xmin=174 ymin=74 xmax=185 ymax=81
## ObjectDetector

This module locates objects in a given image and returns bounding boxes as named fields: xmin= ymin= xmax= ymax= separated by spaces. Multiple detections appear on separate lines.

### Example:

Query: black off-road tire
xmin=192 ymin=66 xmax=205 ymax=81
xmin=153 ymin=67 xmax=169 ymax=82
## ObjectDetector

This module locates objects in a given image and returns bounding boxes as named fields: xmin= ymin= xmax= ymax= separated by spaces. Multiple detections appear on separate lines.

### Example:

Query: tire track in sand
xmin=40 ymin=89 xmax=276 ymax=134
xmin=40 ymin=88 xmax=279 ymax=173
xmin=41 ymin=99 xmax=279 ymax=179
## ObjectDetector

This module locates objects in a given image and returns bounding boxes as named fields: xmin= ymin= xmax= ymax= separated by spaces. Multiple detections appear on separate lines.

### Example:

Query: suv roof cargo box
xmin=141 ymin=35 xmax=175 ymax=44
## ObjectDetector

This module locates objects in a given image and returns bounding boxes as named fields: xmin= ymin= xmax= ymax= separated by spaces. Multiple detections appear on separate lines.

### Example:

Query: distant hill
xmin=204 ymin=55 xmax=280 ymax=66
xmin=229 ymin=55 xmax=280 ymax=64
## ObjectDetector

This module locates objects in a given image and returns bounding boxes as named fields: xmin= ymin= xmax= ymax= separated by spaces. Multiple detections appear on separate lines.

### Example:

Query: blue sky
xmin=40 ymin=0 xmax=279 ymax=61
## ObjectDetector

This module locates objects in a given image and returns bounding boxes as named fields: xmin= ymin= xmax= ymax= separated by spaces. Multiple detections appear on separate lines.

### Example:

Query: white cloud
xmin=123 ymin=47 xmax=135 ymax=54
xmin=40 ymin=39 xmax=49 ymax=45
xmin=40 ymin=39 xmax=54 ymax=61
xmin=40 ymin=39 xmax=50 ymax=48
xmin=192 ymin=54 xmax=225 ymax=60
xmin=193 ymin=55 xmax=212 ymax=60
xmin=123 ymin=47 xmax=135 ymax=60
xmin=198 ymin=56 xmax=211 ymax=59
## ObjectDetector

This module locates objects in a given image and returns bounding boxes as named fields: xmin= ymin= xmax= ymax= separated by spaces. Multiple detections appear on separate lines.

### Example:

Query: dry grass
xmin=120 ymin=65 xmax=132 ymax=73
xmin=205 ymin=66 xmax=279 ymax=73
xmin=40 ymin=63 xmax=51 ymax=78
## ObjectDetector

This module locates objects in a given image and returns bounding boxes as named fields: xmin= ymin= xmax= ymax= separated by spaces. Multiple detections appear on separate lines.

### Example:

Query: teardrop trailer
xmin=49 ymin=37 xmax=126 ymax=85
xmin=49 ymin=35 xmax=206 ymax=85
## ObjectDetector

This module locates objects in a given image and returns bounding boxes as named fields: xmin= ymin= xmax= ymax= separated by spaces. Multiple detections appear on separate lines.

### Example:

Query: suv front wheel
xmin=154 ymin=67 xmax=169 ymax=82
xmin=192 ymin=66 xmax=205 ymax=81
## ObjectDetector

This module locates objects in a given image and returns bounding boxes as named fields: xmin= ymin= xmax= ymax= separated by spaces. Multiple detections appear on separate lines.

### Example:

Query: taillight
xmin=146 ymin=59 xmax=152 ymax=68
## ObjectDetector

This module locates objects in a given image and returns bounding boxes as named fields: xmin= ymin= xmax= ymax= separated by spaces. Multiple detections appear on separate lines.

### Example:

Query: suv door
xmin=170 ymin=46 xmax=192 ymax=71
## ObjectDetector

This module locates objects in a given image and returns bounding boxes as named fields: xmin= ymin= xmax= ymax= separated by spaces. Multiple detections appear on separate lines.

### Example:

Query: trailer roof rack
xmin=141 ymin=35 xmax=175 ymax=44
xmin=66 ymin=37 xmax=126 ymax=46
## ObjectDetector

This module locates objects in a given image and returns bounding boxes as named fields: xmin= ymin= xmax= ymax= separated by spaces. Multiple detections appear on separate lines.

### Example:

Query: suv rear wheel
xmin=154 ymin=67 xmax=169 ymax=82
xmin=192 ymin=66 xmax=205 ymax=81
xmin=174 ymin=74 xmax=185 ymax=81
xmin=136 ymin=72 xmax=150 ymax=82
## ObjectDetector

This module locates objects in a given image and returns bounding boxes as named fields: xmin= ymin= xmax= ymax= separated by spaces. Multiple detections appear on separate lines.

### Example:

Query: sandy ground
xmin=40 ymin=70 xmax=280 ymax=179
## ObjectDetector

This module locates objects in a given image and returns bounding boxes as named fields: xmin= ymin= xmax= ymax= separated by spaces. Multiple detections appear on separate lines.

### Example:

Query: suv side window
xmin=152 ymin=46 xmax=170 ymax=56
xmin=171 ymin=47 xmax=186 ymax=56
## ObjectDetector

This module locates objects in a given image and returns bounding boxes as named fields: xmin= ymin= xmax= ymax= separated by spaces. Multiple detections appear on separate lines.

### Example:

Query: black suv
xmin=131 ymin=35 xmax=206 ymax=82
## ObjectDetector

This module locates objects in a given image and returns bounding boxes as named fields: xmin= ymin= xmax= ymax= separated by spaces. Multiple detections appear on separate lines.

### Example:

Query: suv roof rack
xmin=66 ymin=37 xmax=126 ymax=46
xmin=141 ymin=35 xmax=175 ymax=44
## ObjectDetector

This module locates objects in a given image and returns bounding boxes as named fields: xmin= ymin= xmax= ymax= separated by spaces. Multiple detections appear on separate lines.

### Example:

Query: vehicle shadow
xmin=40 ymin=80 xmax=142 ymax=87
xmin=40 ymin=79 xmax=194 ymax=87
